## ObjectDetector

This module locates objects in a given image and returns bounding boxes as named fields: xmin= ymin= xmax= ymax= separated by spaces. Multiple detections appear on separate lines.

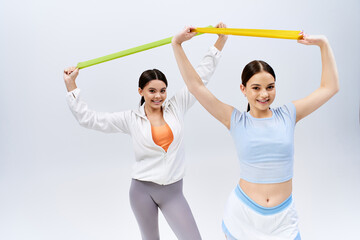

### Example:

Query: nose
xmin=155 ymin=92 xmax=161 ymax=98
xmin=260 ymin=89 xmax=268 ymax=98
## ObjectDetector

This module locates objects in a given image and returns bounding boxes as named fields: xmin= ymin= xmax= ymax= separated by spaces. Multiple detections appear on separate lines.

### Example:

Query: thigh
xmin=129 ymin=179 xmax=160 ymax=240
xmin=157 ymin=180 xmax=202 ymax=240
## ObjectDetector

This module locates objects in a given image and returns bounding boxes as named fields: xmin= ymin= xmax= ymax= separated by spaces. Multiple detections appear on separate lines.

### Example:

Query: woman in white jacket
xmin=63 ymin=23 xmax=227 ymax=240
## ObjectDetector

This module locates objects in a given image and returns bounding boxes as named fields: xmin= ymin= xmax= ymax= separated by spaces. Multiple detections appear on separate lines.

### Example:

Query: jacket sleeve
xmin=170 ymin=45 xmax=222 ymax=115
xmin=66 ymin=88 xmax=131 ymax=134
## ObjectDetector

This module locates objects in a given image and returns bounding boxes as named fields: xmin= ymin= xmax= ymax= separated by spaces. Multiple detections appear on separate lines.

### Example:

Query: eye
xmin=252 ymin=87 xmax=259 ymax=90
xmin=267 ymin=86 xmax=274 ymax=90
xmin=161 ymin=89 xmax=166 ymax=93
xmin=149 ymin=90 xmax=155 ymax=93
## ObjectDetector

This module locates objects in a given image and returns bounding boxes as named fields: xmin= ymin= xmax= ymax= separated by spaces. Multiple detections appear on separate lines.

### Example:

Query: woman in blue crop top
xmin=172 ymin=28 xmax=339 ymax=240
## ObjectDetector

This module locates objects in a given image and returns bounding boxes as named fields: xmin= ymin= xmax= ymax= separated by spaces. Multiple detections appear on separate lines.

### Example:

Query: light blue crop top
xmin=230 ymin=103 xmax=296 ymax=184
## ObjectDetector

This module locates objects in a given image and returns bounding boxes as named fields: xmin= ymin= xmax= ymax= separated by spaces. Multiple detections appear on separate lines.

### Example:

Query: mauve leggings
xmin=129 ymin=179 xmax=202 ymax=240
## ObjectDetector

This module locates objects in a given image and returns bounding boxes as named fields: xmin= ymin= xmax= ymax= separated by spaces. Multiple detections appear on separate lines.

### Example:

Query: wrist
xmin=64 ymin=78 xmax=75 ymax=85
xmin=171 ymin=39 xmax=182 ymax=47
xmin=64 ymin=80 xmax=76 ymax=91
xmin=318 ymin=37 xmax=329 ymax=49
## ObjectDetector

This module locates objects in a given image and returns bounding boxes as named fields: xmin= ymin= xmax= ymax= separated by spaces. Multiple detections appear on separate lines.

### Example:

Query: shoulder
xmin=163 ymin=94 xmax=186 ymax=115
xmin=163 ymin=98 xmax=175 ymax=111
xmin=230 ymin=107 xmax=244 ymax=126
xmin=128 ymin=106 xmax=144 ymax=120
xmin=274 ymin=102 xmax=297 ymax=123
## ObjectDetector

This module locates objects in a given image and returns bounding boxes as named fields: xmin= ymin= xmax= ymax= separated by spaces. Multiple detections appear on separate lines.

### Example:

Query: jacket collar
xmin=133 ymin=100 xmax=170 ymax=119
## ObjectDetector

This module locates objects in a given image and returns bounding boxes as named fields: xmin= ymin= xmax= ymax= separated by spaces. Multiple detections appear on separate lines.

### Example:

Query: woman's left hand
xmin=298 ymin=32 xmax=328 ymax=47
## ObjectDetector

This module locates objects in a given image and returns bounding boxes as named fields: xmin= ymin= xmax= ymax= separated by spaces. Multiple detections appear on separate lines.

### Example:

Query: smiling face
xmin=240 ymin=71 xmax=276 ymax=113
xmin=138 ymin=79 xmax=167 ymax=110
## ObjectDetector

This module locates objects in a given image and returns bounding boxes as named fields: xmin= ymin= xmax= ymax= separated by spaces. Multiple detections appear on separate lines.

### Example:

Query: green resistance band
xmin=77 ymin=25 xmax=213 ymax=69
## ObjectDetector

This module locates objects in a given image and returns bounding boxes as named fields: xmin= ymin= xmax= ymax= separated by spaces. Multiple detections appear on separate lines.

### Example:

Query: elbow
xmin=78 ymin=118 xmax=90 ymax=128
xmin=77 ymin=112 xmax=94 ymax=129
xmin=329 ymin=86 xmax=339 ymax=99
xmin=333 ymin=75 xmax=340 ymax=94
xmin=321 ymin=79 xmax=339 ymax=97
xmin=328 ymin=85 xmax=339 ymax=98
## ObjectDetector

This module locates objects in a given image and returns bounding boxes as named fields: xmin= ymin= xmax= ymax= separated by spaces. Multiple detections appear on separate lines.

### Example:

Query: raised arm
xmin=171 ymin=25 xmax=234 ymax=129
xmin=170 ymin=24 xmax=226 ymax=114
xmin=293 ymin=34 xmax=339 ymax=122
xmin=63 ymin=66 xmax=131 ymax=134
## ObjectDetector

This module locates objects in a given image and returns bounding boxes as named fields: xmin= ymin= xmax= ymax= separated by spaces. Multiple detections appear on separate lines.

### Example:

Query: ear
xmin=138 ymin=87 xmax=143 ymax=96
xmin=240 ymin=84 xmax=246 ymax=96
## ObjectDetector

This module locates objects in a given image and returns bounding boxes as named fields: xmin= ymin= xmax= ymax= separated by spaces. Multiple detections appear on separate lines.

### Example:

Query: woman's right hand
xmin=214 ymin=22 xmax=228 ymax=51
xmin=171 ymin=26 xmax=197 ymax=46
xmin=63 ymin=66 xmax=79 ymax=92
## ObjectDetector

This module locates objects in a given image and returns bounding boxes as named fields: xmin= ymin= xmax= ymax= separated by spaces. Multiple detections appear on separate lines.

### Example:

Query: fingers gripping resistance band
xmin=192 ymin=28 xmax=302 ymax=40
xmin=77 ymin=26 xmax=213 ymax=69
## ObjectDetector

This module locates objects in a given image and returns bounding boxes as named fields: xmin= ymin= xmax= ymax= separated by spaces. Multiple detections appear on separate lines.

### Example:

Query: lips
xmin=256 ymin=99 xmax=269 ymax=104
xmin=152 ymin=100 xmax=162 ymax=104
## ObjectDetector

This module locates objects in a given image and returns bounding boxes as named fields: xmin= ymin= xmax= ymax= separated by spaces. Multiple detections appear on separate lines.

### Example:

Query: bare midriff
xmin=239 ymin=178 xmax=292 ymax=208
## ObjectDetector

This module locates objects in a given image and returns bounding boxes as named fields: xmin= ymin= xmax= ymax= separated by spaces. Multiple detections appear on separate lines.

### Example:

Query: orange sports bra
xmin=151 ymin=123 xmax=174 ymax=152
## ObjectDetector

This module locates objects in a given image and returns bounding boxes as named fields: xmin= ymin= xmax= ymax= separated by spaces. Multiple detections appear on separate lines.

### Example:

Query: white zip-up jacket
xmin=67 ymin=46 xmax=222 ymax=185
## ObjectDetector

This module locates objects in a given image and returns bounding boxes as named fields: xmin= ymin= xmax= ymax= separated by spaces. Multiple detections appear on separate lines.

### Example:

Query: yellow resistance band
xmin=192 ymin=28 xmax=302 ymax=40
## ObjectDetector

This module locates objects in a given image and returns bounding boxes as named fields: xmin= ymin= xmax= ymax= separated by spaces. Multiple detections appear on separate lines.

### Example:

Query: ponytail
xmin=140 ymin=96 xmax=145 ymax=106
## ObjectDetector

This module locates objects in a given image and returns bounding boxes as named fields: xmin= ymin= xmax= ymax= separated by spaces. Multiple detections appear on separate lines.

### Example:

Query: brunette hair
xmin=241 ymin=60 xmax=276 ymax=111
xmin=138 ymin=69 xmax=168 ymax=105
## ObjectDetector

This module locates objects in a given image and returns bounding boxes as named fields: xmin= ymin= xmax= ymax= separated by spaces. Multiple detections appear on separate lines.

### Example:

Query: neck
xmin=249 ymin=108 xmax=272 ymax=118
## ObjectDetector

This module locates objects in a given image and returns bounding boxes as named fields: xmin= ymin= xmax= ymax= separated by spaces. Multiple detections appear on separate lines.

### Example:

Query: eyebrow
xmin=250 ymin=83 xmax=275 ymax=87
xmin=149 ymin=87 xmax=167 ymax=90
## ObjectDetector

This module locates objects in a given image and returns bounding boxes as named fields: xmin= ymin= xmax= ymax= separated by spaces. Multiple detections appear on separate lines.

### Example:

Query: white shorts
xmin=222 ymin=185 xmax=301 ymax=240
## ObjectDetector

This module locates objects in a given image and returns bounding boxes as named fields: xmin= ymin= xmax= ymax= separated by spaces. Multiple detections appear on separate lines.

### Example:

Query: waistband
xmin=234 ymin=184 xmax=292 ymax=215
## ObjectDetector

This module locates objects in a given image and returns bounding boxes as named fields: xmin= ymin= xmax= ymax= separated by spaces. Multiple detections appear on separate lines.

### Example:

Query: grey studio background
xmin=1 ymin=0 xmax=359 ymax=239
